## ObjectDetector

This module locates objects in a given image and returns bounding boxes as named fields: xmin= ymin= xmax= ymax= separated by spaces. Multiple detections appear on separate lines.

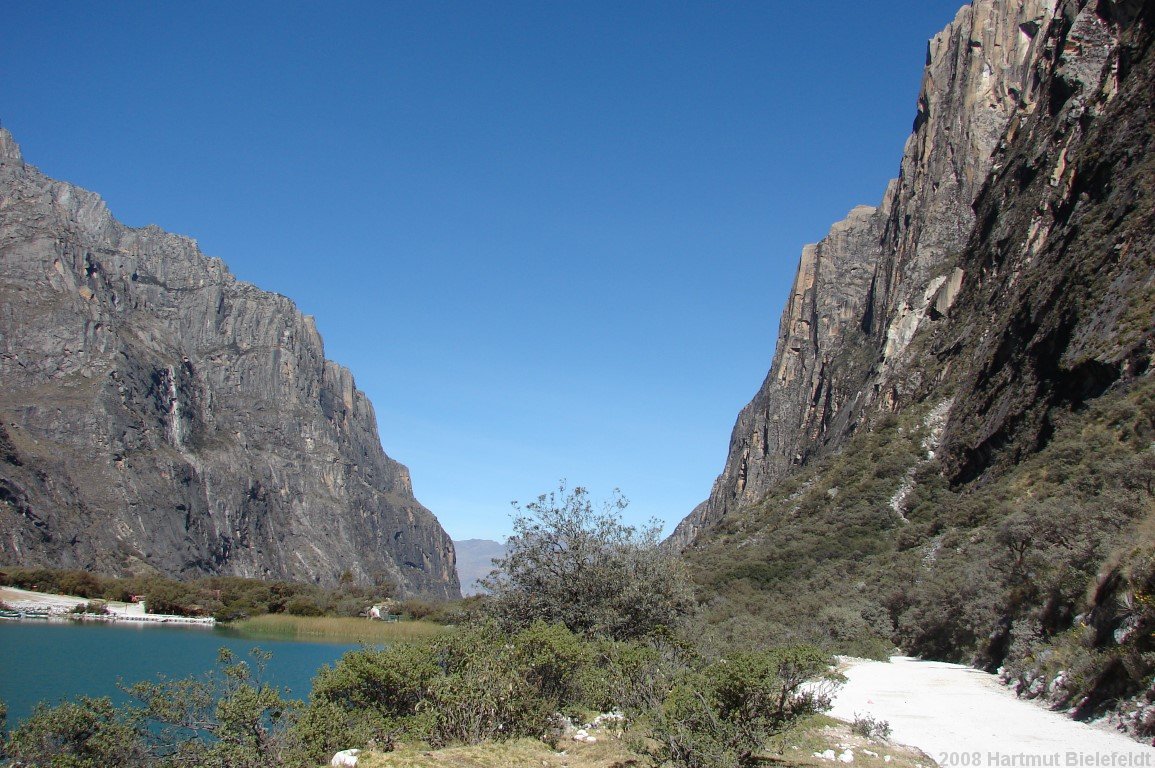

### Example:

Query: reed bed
xmin=227 ymin=614 xmax=450 ymax=644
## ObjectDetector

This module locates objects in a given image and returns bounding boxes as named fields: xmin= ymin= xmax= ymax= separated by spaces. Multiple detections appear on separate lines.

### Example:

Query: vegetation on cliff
xmin=689 ymin=377 xmax=1154 ymax=673
xmin=677 ymin=0 xmax=1155 ymax=738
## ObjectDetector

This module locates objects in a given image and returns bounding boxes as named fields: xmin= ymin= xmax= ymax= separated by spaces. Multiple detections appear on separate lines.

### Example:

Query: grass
xmin=226 ymin=614 xmax=451 ymax=644
xmin=349 ymin=715 xmax=935 ymax=768
xmin=765 ymin=714 xmax=935 ymax=768
xmin=356 ymin=736 xmax=640 ymax=768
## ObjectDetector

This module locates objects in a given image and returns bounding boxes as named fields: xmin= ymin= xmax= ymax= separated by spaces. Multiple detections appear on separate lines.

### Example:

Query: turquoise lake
xmin=0 ymin=620 xmax=361 ymax=726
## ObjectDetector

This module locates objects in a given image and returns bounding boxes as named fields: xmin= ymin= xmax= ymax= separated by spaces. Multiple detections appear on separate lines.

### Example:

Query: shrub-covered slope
xmin=682 ymin=0 xmax=1155 ymax=735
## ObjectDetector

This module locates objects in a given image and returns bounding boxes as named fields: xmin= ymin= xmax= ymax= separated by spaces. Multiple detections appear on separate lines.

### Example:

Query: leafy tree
xmin=482 ymin=482 xmax=696 ymax=640
xmin=135 ymin=576 xmax=202 ymax=616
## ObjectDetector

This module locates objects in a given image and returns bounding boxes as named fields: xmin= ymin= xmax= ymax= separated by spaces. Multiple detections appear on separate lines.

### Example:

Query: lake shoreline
xmin=0 ymin=585 xmax=215 ymax=626
xmin=1 ymin=585 xmax=451 ymax=643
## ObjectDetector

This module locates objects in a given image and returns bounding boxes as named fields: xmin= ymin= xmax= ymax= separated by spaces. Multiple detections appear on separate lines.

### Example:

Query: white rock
xmin=814 ymin=749 xmax=837 ymax=761
xmin=840 ymin=749 xmax=855 ymax=763
xmin=330 ymin=748 xmax=361 ymax=767
xmin=885 ymin=757 xmax=893 ymax=763
xmin=863 ymin=750 xmax=879 ymax=757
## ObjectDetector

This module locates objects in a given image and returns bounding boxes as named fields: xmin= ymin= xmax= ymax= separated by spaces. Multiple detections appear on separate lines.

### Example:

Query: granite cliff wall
xmin=672 ymin=0 xmax=1151 ymax=549
xmin=0 ymin=130 xmax=459 ymax=598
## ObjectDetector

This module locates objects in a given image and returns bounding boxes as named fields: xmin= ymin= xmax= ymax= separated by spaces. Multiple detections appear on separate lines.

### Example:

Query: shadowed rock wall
xmin=672 ymin=0 xmax=1152 ymax=549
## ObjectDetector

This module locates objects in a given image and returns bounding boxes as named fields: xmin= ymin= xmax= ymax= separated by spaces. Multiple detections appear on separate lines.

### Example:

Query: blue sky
xmin=2 ymin=1 xmax=967 ymax=541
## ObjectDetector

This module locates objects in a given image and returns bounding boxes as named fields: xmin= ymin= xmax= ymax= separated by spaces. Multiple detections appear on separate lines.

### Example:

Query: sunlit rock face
xmin=672 ymin=0 xmax=1153 ymax=549
xmin=0 ymin=129 xmax=459 ymax=598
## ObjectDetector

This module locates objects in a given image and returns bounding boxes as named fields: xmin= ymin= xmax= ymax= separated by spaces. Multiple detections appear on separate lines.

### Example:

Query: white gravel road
xmin=830 ymin=657 xmax=1155 ymax=768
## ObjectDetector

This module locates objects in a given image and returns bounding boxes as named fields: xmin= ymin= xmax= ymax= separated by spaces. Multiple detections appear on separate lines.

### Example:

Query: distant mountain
xmin=453 ymin=539 xmax=507 ymax=596
xmin=0 ymin=129 xmax=459 ymax=598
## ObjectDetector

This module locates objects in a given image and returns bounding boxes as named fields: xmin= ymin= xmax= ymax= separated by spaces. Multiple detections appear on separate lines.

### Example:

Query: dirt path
xmin=829 ymin=657 xmax=1154 ymax=767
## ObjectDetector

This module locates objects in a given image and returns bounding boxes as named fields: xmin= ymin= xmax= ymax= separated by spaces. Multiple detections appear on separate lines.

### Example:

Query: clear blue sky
xmin=2 ymin=1 xmax=967 ymax=541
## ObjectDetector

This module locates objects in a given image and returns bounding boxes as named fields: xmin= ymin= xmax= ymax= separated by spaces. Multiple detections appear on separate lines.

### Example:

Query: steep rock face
xmin=670 ymin=0 xmax=1065 ymax=550
xmin=0 ymin=131 xmax=459 ymax=598
xmin=924 ymin=0 xmax=1155 ymax=483
xmin=676 ymin=0 xmax=1154 ymax=730
xmin=672 ymin=204 xmax=886 ymax=548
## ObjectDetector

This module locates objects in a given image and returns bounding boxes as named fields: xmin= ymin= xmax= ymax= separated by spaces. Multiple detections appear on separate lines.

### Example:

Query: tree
xmin=482 ymin=482 xmax=696 ymax=641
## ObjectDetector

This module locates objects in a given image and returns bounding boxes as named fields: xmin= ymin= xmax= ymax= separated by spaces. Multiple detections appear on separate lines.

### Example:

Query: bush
xmin=135 ymin=577 xmax=204 ymax=616
xmin=851 ymin=713 xmax=892 ymax=741
xmin=645 ymin=646 xmax=840 ymax=768
xmin=483 ymin=482 xmax=696 ymax=641
xmin=422 ymin=644 xmax=553 ymax=746
xmin=4 ymin=696 xmax=146 ymax=767
xmin=69 ymin=601 xmax=110 ymax=615
xmin=298 ymin=641 xmax=441 ymax=759
xmin=398 ymin=598 xmax=439 ymax=621
xmin=578 ymin=636 xmax=671 ymax=715
xmin=123 ymin=647 xmax=297 ymax=767
xmin=509 ymin=621 xmax=593 ymax=710
xmin=283 ymin=594 xmax=324 ymax=617
xmin=55 ymin=570 xmax=104 ymax=599
xmin=299 ymin=621 xmax=643 ymax=752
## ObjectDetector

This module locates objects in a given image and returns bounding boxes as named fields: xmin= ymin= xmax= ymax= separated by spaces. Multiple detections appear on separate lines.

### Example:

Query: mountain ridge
xmin=453 ymin=538 xmax=507 ymax=596
xmin=0 ymin=129 xmax=459 ymax=598
xmin=675 ymin=0 xmax=1155 ymax=735
xmin=671 ymin=0 xmax=1147 ymax=549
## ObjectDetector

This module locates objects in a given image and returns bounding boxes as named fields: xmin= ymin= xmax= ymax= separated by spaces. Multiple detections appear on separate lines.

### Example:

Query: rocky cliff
xmin=0 ymin=130 xmax=459 ymax=598
xmin=671 ymin=0 xmax=1150 ymax=550
xmin=678 ymin=0 xmax=1155 ymax=732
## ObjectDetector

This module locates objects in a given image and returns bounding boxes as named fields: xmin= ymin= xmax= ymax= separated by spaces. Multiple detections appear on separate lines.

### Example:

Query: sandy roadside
xmin=0 ymin=586 xmax=144 ymax=615
xmin=829 ymin=656 xmax=1154 ymax=767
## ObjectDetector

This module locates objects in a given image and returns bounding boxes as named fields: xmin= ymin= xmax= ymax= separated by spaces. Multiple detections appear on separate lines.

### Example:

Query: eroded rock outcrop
xmin=672 ymin=0 xmax=1151 ymax=549
xmin=0 ymin=130 xmax=459 ymax=597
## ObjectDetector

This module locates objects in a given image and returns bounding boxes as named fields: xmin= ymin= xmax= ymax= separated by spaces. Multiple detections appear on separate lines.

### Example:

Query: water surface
xmin=0 ymin=620 xmax=360 ymax=726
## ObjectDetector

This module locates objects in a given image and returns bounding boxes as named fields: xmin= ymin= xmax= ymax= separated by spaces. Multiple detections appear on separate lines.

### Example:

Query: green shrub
xmin=123 ymin=647 xmax=297 ymax=767
xmin=4 ymin=696 xmax=145 ymax=768
xmin=69 ymin=601 xmax=110 ymax=615
xmin=55 ymin=570 xmax=104 ymax=599
xmin=283 ymin=594 xmax=324 ymax=617
xmin=509 ymin=621 xmax=593 ymax=710
xmin=645 ymin=646 xmax=840 ymax=768
xmin=309 ymin=643 xmax=438 ymax=725
xmin=422 ymin=648 xmax=554 ymax=747
xmin=581 ymin=637 xmax=668 ymax=714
